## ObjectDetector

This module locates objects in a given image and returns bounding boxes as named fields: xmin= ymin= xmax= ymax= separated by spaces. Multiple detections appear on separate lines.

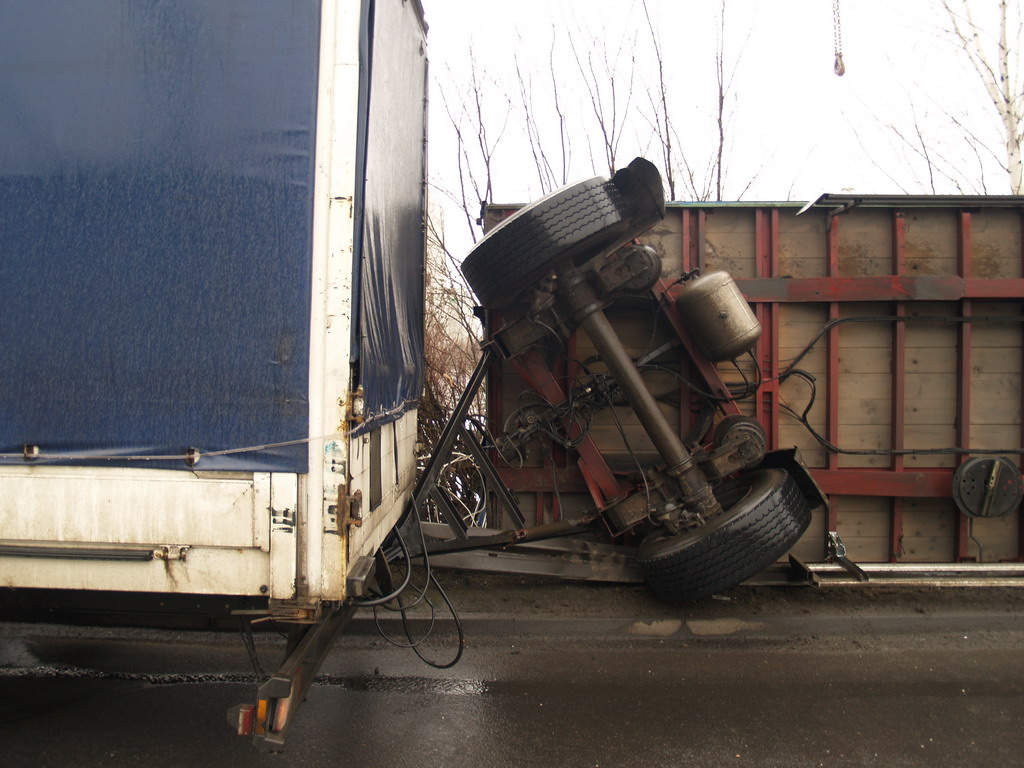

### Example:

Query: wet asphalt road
xmin=3 ymin=593 xmax=1024 ymax=768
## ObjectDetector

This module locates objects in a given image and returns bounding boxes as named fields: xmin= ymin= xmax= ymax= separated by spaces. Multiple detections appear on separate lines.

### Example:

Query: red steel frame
xmin=956 ymin=212 xmax=974 ymax=561
xmin=510 ymin=349 xmax=626 ymax=509
xmin=890 ymin=211 xmax=907 ymax=562
xmin=825 ymin=215 xmax=841 ymax=534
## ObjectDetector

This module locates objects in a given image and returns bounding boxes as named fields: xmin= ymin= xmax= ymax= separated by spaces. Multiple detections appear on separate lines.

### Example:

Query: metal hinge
xmin=154 ymin=545 xmax=190 ymax=561
xmin=342 ymin=489 xmax=364 ymax=533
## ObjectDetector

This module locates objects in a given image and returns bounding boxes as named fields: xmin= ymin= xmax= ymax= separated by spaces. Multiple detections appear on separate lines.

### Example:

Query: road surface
xmin=2 ymin=580 xmax=1023 ymax=767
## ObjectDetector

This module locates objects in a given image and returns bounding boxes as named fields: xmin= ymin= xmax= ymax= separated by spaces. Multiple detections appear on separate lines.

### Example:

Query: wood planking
xmin=578 ymin=302 xmax=685 ymax=460
xmin=790 ymin=504 xmax=828 ymax=561
xmin=904 ymin=209 xmax=959 ymax=276
xmin=837 ymin=428 xmax=892 ymax=468
xmin=777 ymin=387 xmax=827 ymax=465
xmin=778 ymin=304 xmax=831 ymax=359
xmin=970 ymin=209 xmax=1022 ymax=279
xmin=778 ymin=208 xmax=828 ymax=279
xmin=837 ymin=209 xmax=893 ymax=277
xmin=967 ymin=424 xmax=1021 ymax=454
xmin=776 ymin=304 xmax=829 ymax=465
xmin=642 ymin=208 xmax=687 ymax=276
xmin=901 ymin=303 xmax=958 ymax=468
xmin=968 ymin=513 xmax=1020 ymax=562
xmin=768 ymin=490 xmax=1013 ymax=565
xmin=777 ymin=428 xmax=827 ymax=468
xmin=969 ymin=302 xmax=1022 ymax=441
xmin=587 ymin=423 xmax=657 ymax=458
xmin=775 ymin=309 xmax=829 ymax=464
xmin=900 ymin=497 xmax=956 ymax=561
xmin=830 ymin=495 xmax=890 ymax=562
xmin=903 ymin=428 xmax=957 ymax=468
xmin=590 ymin=300 xmax=668 ymax=352
xmin=835 ymin=304 xmax=894 ymax=468
xmin=702 ymin=208 xmax=756 ymax=277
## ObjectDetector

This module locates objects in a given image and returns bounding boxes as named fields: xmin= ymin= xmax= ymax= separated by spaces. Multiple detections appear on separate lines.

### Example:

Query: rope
xmin=0 ymin=434 xmax=343 ymax=465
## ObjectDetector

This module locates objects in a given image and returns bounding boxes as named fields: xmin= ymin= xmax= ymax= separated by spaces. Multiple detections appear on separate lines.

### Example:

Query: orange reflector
xmin=255 ymin=699 xmax=269 ymax=735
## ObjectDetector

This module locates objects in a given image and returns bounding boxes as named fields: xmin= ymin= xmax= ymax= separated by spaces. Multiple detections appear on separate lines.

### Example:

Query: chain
xmin=833 ymin=0 xmax=846 ymax=75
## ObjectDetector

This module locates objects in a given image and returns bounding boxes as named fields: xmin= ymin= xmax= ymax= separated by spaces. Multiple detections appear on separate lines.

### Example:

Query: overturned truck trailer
xmin=0 ymin=0 xmax=427 ymax=746
xmin=457 ymin=192 xmax=1024 ymax=586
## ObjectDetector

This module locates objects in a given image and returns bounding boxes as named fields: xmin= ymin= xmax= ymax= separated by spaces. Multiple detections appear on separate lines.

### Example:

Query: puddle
xmin=0 ymin=639 xmax=38 ymax=668
xmin=686 ymin=618 xmax=766 ymax=636
xmin=319 ymin=675 xmax=487 ymax=695
xmin=627 ymin=620 xmax=683 ymax=637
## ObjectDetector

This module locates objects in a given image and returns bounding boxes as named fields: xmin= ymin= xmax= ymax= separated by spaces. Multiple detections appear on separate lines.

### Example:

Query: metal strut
xmin=558 ymin=267 xmax=722 ymax=524
xmin=401 ymin=346 xmax=526 ymax=553
xmin=229 ymin=606 xmax=355 ymax=750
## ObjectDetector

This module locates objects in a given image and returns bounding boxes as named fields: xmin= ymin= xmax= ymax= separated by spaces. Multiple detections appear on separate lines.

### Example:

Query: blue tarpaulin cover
xmin=0 ymin=0 xmax=426 ymax=471
xmin=353 ymin=0 xmax=426 ymax=433
xmin=0 ymin=1 xmax=322 ymax=471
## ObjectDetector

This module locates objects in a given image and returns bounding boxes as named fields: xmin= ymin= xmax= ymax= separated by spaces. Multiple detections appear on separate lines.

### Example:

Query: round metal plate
xmin=952 ymin=457 xmax=1022 ymax=518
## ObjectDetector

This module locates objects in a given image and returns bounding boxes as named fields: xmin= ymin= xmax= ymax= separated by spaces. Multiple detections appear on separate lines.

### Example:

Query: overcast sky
xmin=420 ymin=0 xmax=1019 ymax=251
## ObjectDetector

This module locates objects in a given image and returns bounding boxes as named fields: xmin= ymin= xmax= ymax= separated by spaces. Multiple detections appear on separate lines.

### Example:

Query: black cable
xmin=361 ymin=498 xmax=465 ymax=669
xmin=350 ymin=520 xmax=415 ymax=607
xmin=237 ymin=619 xmax=266 ymax=681
xmin=383 ymin=499 xmax=457 ymax=614
xmin=465 ymin=414 xmax=498 ymax=446
xmin=510 ymin=366 xmax=613 ymax=450
xmin=778 ymin=314 xmax=1024 ymax=379
xmin=778 ymin=366 xmax=1024 ymax=455
xmin=546 ymin=445 xmax=566 ymax=520
xmin=780 ymin=368 xmax=818 ymax=423
xmin=405 ymin=572 xmax=465 ymax=669
xmin=640 ymin=299 xmax=664 ymax=362
xmin=743 ymin=313 xmax=1024 ymax=456
xmin=728 ymin=356 xmax=755 ymax=399
xmin=637 ymin=363 xmax=723 ymax=406
xmin=398 ymin=502 xmax=465 ymax=668
xmin=604 ymin=388 xmax=651 ymax=509
xmin=372 ymin=595 xmax=438 ymax=649
xmin=533 ymin=315 xmax=568 ymax=350
xmin=744 ymin=350 xmax=764 ymax=396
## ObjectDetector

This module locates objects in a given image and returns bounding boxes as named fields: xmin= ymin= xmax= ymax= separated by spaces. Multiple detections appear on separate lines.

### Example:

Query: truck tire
xmin=637 ymin=469 xmax=811 ymax=604
xmin=461 ymin=157 xmax=665 ymax=309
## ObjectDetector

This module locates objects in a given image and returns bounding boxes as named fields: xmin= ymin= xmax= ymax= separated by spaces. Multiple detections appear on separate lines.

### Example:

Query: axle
xmin=557 ymin=268 xmax=722 ymax=523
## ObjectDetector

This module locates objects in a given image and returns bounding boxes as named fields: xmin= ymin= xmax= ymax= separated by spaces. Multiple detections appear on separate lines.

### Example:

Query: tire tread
xmin=461 ymin=179 xmax=630 ymax=308
xmin=638 ymin=470 xmax=811 ymax=604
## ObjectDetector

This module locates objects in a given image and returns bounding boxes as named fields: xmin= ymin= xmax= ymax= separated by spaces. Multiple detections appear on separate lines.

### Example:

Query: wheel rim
xmin=638 ymin=470 xmax=782 ymax=559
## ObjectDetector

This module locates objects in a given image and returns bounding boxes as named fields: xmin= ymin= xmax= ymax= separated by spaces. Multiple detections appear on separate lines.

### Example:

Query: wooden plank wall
xmin=689 ymin=204 xmax=1022 ymax=564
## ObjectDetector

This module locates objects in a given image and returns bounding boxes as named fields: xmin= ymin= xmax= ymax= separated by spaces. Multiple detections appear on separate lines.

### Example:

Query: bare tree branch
xmin=941 ymin=0 xmax=1023 ymax=192
xmin=567 ymin=16 xmax=636 ymax=177
xmin=640 ymin=0 xmax=677 ymax=200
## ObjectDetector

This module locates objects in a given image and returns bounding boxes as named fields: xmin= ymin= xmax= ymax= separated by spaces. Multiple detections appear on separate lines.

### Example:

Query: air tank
xmin=674 ymin=271 xmax=761 ymax=362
